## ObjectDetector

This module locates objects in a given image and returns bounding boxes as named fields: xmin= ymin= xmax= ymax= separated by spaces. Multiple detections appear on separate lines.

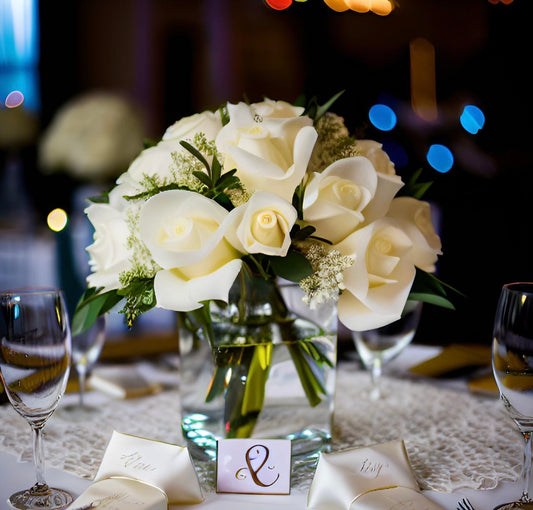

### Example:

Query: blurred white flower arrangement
xmin=39 ymin=91 xmax=145 ymax=181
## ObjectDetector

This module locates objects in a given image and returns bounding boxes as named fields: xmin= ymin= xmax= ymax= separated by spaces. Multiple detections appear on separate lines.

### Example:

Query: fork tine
xmin=457 ymin=498 xmax=475 ymax=510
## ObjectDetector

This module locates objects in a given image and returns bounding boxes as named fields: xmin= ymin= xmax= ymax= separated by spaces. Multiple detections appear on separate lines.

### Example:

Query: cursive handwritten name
xmin=120 ymin=451 xmax=157 ymax=472
xmin=360 ymin=458 xmax=389 ymax=479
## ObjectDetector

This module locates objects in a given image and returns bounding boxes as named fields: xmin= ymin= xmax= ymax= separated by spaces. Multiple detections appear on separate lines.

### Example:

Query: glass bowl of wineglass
xmin=351 ymin=300 xmax=423 ymax=400
xmin=0 ymin=287 xmax=74 ymax=509
xmin=492 ymin=282 xmax=533 ymax=510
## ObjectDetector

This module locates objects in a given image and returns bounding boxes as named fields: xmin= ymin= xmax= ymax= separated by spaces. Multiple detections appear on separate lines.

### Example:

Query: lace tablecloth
xmin=0 ymin=358 xmax=521 ymax=495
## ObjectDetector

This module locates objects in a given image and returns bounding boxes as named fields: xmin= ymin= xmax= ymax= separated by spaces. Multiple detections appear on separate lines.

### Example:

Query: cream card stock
xmin=70 ymin=477 xmax=167 ymax=510
xmin=94 ymin=430 xmax=204 ymax=505
xmin=216 ymin=438 xmax=291 ymax=494
xmin=307 ymin=440 xmax=444 ymax=510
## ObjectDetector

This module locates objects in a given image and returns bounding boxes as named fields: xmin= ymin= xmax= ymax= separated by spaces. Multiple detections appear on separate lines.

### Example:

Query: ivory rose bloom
xmin=226 ymin=191 xmax=297 ymax=256
xmin=303 ymin=156 xmax=379 ymax=244
xmin=162 ymin=110 xmax=222 ymax=142
xmin=335 ymin=217 xmax=416 ymax=331
xmin=356 ymin=139 xmax=396 ymax=176
xmin=139 ymin=190 xmax=242 ymax=311
xmin=215 ymin=102 xmax=317 ymax=201
xmin=251 ymin=98 xmax=304 ymax=119
xmin=85 ymin=203 xmax=132 ymax=292
xmin=387 ymin=197 xmax=442 ymax=273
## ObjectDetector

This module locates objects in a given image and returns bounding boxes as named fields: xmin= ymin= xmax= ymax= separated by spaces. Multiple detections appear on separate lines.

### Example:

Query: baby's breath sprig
xmin=299 ymin=242 xmax=354 ymax=309
xmin=117 ymin=206 xmax=161 ymax=325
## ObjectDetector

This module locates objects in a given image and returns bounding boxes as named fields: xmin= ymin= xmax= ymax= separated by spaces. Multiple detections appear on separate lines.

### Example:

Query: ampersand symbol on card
xmin=234 ymin=444 xmax=280 ymax=487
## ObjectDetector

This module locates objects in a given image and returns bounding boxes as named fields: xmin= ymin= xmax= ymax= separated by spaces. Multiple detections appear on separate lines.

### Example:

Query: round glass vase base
xmin=8 ymin=485 xmax=73 ymax=510
xmin=182 ymin=418 xmax=331 ymax=464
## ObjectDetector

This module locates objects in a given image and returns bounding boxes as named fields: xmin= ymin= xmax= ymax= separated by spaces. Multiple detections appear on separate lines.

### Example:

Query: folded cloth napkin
xmin=70 ymin=477 xmax=168 ymax=510
xmin=409 ymin=344 xmax=491 ymax=377
xmin=71 ymin=430 xmax=204 ymax=509
xmin=307 ymin=440 xmax=444 ymax=510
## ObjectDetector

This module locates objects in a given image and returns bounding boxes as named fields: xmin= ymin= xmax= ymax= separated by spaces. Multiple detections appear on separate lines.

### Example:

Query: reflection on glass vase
xmin=177 ymin=274 xmax=337 ymax=464
xmin=352 ymin=300 xmax=423 ymax=400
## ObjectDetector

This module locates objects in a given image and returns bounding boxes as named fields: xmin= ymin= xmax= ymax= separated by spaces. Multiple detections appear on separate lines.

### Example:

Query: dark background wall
xmin=8 ymin=0 xmax=533 ymax=345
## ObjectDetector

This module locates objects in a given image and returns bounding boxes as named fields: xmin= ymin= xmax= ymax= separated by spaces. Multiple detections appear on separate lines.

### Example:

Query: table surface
xmin=0 ymin=343 xmax=526 ymax=510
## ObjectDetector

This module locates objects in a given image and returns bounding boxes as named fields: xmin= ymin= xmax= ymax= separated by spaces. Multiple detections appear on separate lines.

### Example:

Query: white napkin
xmin=307 ymin=440 xmax=444 ymax=510
xmin=70 ymin=477 xmax=167 ymax=510
xmin=71 ymin=430 xmax=204 ymax=508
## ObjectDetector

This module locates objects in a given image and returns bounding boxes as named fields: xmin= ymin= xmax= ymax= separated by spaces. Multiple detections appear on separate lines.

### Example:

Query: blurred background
xmin=1 ymin=0 xmax=531 ymax=345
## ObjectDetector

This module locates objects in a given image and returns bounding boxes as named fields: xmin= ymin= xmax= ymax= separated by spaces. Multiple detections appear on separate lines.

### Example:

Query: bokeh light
xmin=265 ymin=0 xmax=292 ymax=9
xmin=5 ymin=90 xmax=24 ymax=108
xmin=460 ymin=105 xmax=485 ymax=134
xmin=369 ymin=104 xmax=397 ymax=131
xmin=47 ymin=208 xmax=68 ymax=232
xmin=426 ymin=144 xmax=454 ymax=173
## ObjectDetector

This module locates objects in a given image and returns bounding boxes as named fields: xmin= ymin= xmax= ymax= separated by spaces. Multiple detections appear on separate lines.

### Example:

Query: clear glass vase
xmin=177 ymin=273 xmax=337 ymax=464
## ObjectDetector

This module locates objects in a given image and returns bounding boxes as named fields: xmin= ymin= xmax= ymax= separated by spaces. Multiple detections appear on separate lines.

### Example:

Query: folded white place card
xmin=216 ymin=438 xmax=291 ymax=494
xmin=70 ymin=477 xmax=167 ymax=510
xmin=94 ymin=430 xmax=204 ymax=505
xmin=307 ymin=440 xmax=445 ymax=510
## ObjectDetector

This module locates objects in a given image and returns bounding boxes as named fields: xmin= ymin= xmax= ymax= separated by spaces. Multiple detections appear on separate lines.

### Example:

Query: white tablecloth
xmin=0 ymin=344 xmax=525 ymax=509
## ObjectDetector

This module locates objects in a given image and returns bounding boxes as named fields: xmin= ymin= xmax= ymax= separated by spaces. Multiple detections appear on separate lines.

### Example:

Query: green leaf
xmin=71 ymin=288 xmax=123 ymax=336
xmin=180 ymin=140 xmax=211 ymax=173
xmin=192 ymin=170 xmax=212 ymax=187
xmin=399 ymin=168 xmax=433 ymax=199
xmin=269 ymin=252 xmax=313 ymax=282
xmin=315 ymin=90 xmax=345 ymax=122
xmin=409 ymin=269 xmax=464 ymax=310
xmin=211 ymin=154 xmax=222 ymax=184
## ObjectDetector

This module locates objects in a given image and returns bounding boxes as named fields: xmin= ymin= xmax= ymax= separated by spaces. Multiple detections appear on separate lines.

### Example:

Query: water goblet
xmin=60 ymin=315 xmax=106 ymax=417
xmin=492 ymin=282 xmax=533 ymax=510
xmin=351 ymin=300 xmax=422 ymax=400
xmin=0 ymin=287 xmax=74 ymax=510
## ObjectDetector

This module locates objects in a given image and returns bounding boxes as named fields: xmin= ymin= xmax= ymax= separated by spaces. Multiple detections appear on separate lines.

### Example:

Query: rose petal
xmin=154 ymin=259 xmax=242 ymax=312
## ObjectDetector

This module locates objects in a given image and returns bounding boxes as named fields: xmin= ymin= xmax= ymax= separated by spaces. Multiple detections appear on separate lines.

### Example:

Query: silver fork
xmin=457 ymin=498 xmax=475 ymax=510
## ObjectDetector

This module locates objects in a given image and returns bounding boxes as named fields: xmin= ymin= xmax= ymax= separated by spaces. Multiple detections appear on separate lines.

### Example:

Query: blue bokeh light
xmin=426 ymin=144 xmax=454 ymax=173
xmin=369 ymin=104 xmax=397 ymax=131
xmin=460 ymin=105 xmax=485 ymax=134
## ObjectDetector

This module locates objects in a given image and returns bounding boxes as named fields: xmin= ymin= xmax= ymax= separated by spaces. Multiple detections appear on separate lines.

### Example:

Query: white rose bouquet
xmin=73 ymin=92 xmax=457 ymax=437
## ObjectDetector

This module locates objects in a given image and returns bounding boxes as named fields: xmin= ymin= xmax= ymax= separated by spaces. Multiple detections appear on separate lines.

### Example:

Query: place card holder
xmin=70 ymin=430 xmax=204 ymax=510
xmin=307 ymin=440 xmax=445 ymax=510
xmin=216 ymin=438 xmax=292 ymax=495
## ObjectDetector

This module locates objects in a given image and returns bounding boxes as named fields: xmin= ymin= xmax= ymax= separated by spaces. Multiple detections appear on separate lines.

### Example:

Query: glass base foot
xmin=8 ymin=484 xmax=73 ymax=510
xmin=494 ymin=502 xmax=533 ymax=510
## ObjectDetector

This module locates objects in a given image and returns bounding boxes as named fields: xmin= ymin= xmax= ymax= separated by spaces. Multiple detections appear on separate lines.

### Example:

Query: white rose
xmin=215 ymin=102 xmax=317 ymax=202
xmin=251 ymin=98 xmax=304 ymax=119
xmin=356 ymin=139 xmax=396 ymax=176
xmin=387 ymin=197 xmax=442 ymax=273
xmin=303 ymin=156 xmax=378 ymax=244
xmin=162 ymin=110 xmax=222 ymax=142
xmin=139 ymin=190 xmax=242 ymax=311
xmin=85 ymin=203 xmax=132 ymax=292
xmin=335 ymin=217 xmax=416 ymax=331
xmin=126 ymin=142 xmax=181 ymax=183
xmin=226 ymin=191 xmax=297 ymax=256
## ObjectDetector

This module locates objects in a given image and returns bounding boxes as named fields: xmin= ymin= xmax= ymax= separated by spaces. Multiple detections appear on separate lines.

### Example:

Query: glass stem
xmin=370 ymin=357 xmax=382 ymax=400
xmin=32 ymin=424 xmax=48 ymax=489
xmin=520 ymin=430 xmax=533 ymax=503
xmin=78 ymin=365 xmax=87 ymax=409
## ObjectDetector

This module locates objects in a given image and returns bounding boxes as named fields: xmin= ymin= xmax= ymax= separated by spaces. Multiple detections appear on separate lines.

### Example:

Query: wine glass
xmin=351 ymin=300 xmax=422 ymax=400
xmin=0 ymin=287 xmax=74 ymax=509
xmin=492 ymin=282 xmax=533 ymax=510
xmin=60 ymin=315 xmax=106 ymax=418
